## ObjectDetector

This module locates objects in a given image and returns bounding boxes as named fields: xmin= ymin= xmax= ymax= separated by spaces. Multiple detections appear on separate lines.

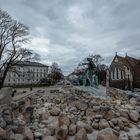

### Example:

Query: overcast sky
xmin=0 ymin=0 xmax=140 ymax=74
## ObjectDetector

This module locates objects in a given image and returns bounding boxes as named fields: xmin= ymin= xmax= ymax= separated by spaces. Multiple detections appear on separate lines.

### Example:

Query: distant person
xmin=12 ymin=90 xmax=16 ymax=97
xmin=30 ymin=87 xmax=32 ymax=91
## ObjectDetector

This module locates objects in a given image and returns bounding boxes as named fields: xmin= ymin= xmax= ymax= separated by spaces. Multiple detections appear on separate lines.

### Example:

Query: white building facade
xmin=4 ymin=61 xmax=48 ymax=86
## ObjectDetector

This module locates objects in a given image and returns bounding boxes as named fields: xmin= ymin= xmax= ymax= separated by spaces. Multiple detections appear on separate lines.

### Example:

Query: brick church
xmin=109 ymin=53 xmax=140 ymax=91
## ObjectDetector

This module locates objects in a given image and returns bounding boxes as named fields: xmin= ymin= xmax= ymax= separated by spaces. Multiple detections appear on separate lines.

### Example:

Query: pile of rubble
xmin=0 ymin=87 xmax=140 ymax=140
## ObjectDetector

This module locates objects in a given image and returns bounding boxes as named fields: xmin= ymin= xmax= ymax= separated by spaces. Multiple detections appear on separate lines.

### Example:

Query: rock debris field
xmin=0 ymin=85 xmax=140 ymax=140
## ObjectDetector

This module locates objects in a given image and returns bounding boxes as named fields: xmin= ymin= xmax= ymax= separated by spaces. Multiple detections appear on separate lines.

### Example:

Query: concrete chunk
xmin=0 ymin=87 xmax=12 ymax=105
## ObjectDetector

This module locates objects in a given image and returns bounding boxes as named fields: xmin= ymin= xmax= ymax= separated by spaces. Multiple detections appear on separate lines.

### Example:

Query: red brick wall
xmin=134 ymin=66 xmax=140 ymax=88
xmin=110 ymin=80 xmax=126 ymax=90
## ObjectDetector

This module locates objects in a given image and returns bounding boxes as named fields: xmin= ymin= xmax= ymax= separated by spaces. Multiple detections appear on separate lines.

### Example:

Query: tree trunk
xmin=0 ymin=66 xmax=9 ymax=89
xmin=0 ymin=80 xmax=4 ymax=89
xmin=0 ymin=82 xmax=2 ymax=89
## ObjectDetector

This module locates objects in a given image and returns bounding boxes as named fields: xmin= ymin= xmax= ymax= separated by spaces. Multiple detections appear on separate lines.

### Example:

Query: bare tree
xmin=0 ymin=9 xmax=40 ymax=88
xmin=48 ymin=62 xmax=64 ymax=84
xmin=78 ymin=54 xmax=104 ymax=70
xmin=89 ymin=54 xmax=104 ymax=66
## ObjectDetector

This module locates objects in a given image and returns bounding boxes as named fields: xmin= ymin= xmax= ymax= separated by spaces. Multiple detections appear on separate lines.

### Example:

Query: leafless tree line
xmin=0 ymin=9 xmax=40 ymax=88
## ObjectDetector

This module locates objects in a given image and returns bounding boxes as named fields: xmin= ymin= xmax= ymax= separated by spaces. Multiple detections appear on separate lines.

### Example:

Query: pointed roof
xmin=110 ymin=54 xmax=140 ymax=71
xmin=125 ymin=55 xmax=139 ymax=66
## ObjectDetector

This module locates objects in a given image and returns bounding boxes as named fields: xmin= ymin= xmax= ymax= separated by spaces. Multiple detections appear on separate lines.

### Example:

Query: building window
xmin=113 ymin=71 xmax=114 ymax=79
xmin=128 ymin=75 xmax=129 ymax=80
xmin=9 ymin=79 xmax=10 ymax=82
xmin=117 ymin=68 xmax=119 ymax=79
xmin=121 ymin=71 xmax=123 ymax=79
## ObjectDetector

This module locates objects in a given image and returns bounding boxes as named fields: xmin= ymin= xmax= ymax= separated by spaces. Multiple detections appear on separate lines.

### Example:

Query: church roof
xmin=125 ymin=55 xmax=139 ymax=66
xmin=110 ymin=54 xmax=140 ymax=71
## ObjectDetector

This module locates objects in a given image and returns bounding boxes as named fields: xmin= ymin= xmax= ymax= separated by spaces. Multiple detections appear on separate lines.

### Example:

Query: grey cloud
xmin=117 ymin=34 xmax=140 ymax=51
xmin=0 ymin=0 xmax=140 ymax=75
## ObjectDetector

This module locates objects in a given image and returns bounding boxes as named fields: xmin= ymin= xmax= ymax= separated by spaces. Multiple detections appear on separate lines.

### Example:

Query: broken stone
xmin=99 ymin=119 xmax=110 ymax=130
xmin=55 ymin=124 xmax=68 ymax=140
xmin=69 ymin=116 xmax=78 ymax=124
xmin=119 ymin=109 xmax=129 ymax=119
xmin=40 ymin=112 xmax=50 ymax=120
xmin=129 ymin=110 xmax=140 ymax=122
xmin=118 ymin=119 xmax=124 ymax=130
xmin=96 ymin=128 xmax=118 ymax=140
xmin=85 ymin=108 xmax=95 ymax=117
xmin=68 ymin=124 xmax=76 ymax=136
xmin=108 ymin=121 xmax=114 ymax=128
xmin=10 ymin=134 xmax=24 ymax=140
xmin=92 ymin=122 xmax=99 ymax=129
xmin=130 ymin=98 xmax=137 ymax=106
xmin=123 ymin=127 xmax=129 ymax=132
xmin=47 ymin=125 xmax=56 ymax=136
xmin=0 ymin=127 xmax=6 ymax=139
xmin=42 ymin=136 xmax=57 ymax=140
xmin=23 ymin=127 xmax=34 ymax=140
xmin=69 ymin=107 xmax=78 ymax=113
xmin=95 ymin=115 xmax=103 ymax=119
xmin=75 ymin=128 xmax=88 ymax=140
xmin=58 ymin=116 xmax=70 ymax=126
xmin=111 ymin=118 xmax=118 ymax=125
xmin=34 ymin=132 xmax=43 ymax=139
xmin=76 ymin=101 xmax=88 ymax=111
xmin=114 ymin=126 xmax=120 ymax=131
xmin=119 ymin=117 xmax=130 ymax=126
xmin=102 ymin=110 xmax=114 ymax=121
xmin=76 ymin=121 xmax=93 ymax=134
xmin=119 ymin=134 xmax=129 ymax=140
xmin=0 ymin=118 xmax=6 ymax=129
xmin=50 ymin=107 xmax=60 ymax=116
xmin=0 ymin=87 xmax=12 ymax=105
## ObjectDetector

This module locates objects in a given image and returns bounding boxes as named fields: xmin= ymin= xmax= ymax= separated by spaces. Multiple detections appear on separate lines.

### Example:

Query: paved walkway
xmin=12 ymin=86 xmax=60 ymax=102
xmin=12 ymin=90 xmax=37 ymax=102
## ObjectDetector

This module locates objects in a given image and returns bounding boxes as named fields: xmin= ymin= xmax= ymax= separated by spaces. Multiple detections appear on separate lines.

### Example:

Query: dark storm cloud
xmin=0 ymin=0 xmax=140 ymax=75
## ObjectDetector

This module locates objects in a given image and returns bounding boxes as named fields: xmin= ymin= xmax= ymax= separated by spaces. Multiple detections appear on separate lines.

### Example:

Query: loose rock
xmin=75 ymin=128 xmax=88 ymax=140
